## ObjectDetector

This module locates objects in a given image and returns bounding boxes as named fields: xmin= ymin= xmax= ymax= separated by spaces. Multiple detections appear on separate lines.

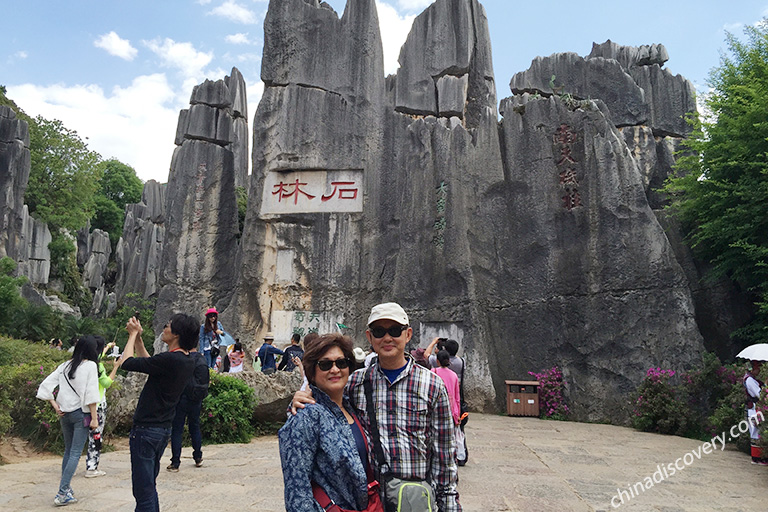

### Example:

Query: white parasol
xmin=736 ymin=344 xmax=768 ymax=361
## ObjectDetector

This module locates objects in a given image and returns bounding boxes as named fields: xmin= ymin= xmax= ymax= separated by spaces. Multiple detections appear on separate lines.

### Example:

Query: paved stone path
xmin=1 ymin=413 xmax=767 ymax=511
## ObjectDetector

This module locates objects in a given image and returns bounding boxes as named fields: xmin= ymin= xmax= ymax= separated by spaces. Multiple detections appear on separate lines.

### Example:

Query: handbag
xmin=311 ymin=413 xmax=385 ymax=512
xmin=363 ymin=367 xmax=436 ymax=512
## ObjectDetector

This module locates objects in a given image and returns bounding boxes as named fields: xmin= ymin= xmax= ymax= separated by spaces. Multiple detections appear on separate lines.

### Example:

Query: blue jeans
xmin=203 ymin=349 xmax=213 ymax=368
xmin=59 ymin=409 xmax=89 ymax=495
xmin=130 ymin=426 xmax=171 ymax=512
xmin=170 ymin=396 xmax=203 ymax=466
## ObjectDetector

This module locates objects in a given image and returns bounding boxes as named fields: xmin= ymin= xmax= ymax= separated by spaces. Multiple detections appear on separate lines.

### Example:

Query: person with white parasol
xmin=736 ymin=344 xmax=768 ymax=465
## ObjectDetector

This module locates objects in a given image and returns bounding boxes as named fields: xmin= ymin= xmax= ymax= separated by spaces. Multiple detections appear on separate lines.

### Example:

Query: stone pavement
xmin=1 ymin=413 xmax=767 ymax=511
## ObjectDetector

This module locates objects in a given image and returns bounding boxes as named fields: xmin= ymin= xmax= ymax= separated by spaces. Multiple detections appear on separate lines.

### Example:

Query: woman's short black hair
xmin=437 ymin=349 xmax=451 ymax=367
xmin=302 ymin=333 xmax=354 ymax=385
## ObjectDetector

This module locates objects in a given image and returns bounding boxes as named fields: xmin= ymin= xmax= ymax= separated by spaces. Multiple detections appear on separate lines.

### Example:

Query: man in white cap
xmin=293 ymin=302 xmax=461 ymax=511
xmin=257 ymin=333 xmax=284 ymax=375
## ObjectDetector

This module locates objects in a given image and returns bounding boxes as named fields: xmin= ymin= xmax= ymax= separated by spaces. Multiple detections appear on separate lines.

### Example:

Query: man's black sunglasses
xmin=369 ymin=325 xmax=407 ymax=339
xmin=316 ymin=358 xmax=352 ymax=371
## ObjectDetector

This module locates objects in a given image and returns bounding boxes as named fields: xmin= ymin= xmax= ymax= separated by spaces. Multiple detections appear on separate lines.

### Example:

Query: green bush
xmin=632 ymin=367 xmax=693 ymax=436
xmin=200 ymin=371 xmax=257 ymax=444
xmin=0 ymin=359 xmax=69 ymax=452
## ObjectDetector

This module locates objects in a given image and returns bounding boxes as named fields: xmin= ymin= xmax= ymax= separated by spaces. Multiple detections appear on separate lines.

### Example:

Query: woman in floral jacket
xmin=278 ymin=334 xmax=373 ymax=511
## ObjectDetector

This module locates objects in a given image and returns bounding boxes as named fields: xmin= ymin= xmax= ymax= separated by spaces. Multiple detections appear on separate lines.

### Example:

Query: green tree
xmin=25 ymin=116 xmax=102 ymax=232
xmin=665 ymin=21 xmax=768 ymax=345
xmin=92 ymin=159 xmax=143 ymax=246
xmin=0 ymin=257 xmax=28 ymax=333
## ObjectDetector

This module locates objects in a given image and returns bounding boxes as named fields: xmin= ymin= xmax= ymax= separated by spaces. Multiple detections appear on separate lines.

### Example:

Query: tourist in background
xmin=84 ymin=339 xmax=120 ymax=478
xmin=36 ymin=336 xmax=101 ymax=506
xmin=199 ymin=307 xmax=227 ymax=368
xmin=228 ymin=341 xmax=245 ymax=373
xmin=258 ymin=332 xmax=284 ymax=375
xmin=279 ymin=333 xmax=381 ymax=511
xmin=744 ymin=360 xmax=767 ymax=464
xmin=168 ymin=346 xmax=209 ymax=472
xmin=278 ymin=333 xmax=304 ymax=372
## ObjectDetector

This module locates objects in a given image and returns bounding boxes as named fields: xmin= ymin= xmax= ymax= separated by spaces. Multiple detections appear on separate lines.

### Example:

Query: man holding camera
xmin=119 ymin=314 xmax=198 ymax=512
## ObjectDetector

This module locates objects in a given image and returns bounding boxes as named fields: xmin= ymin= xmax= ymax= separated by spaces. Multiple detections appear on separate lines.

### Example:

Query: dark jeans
xmin=130 ymin=425 xmax=171 ymax=512
xmin=170 ymin=396 xmax=203 ymax=466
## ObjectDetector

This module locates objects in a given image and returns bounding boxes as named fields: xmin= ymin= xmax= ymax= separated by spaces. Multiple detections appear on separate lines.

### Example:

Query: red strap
xmin=311 ymin=482 xmax=338 ymax=511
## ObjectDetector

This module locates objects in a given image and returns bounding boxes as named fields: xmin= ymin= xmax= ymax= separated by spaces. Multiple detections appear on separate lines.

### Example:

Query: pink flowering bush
xmin=632 ymin=353 xmax=747 ymax=442
xmin=528 ymin=366 xmax=570 ymax=420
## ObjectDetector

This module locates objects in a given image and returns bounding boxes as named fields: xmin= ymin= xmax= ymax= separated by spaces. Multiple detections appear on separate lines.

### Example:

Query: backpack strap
xmin=363 ymin=365 xmax=388 ymax=476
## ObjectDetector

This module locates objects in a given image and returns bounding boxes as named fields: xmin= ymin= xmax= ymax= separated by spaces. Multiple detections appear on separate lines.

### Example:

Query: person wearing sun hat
xmin=199 ymin=307 xmax=228 ymax=368
xmin=258 ymin=332 xmax=284 ymax=375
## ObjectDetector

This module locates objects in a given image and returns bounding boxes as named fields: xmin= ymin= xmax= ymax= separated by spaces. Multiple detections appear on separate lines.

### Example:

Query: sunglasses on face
xmin=369 ymin=325 xmax=407 ymax=339
xmin=316 ymin=358 xmax=352 ymax=371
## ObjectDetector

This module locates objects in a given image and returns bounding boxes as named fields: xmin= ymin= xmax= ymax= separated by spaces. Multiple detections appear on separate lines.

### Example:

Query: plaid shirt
xmin=348 ymin=356 xmax=461 ymax=512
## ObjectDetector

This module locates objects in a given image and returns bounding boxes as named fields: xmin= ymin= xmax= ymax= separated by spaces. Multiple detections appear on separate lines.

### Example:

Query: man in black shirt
xmin=277 ymin=333 xmax=304 ymax=372
xmin=120 ymin=313 xmax=198 ymax=512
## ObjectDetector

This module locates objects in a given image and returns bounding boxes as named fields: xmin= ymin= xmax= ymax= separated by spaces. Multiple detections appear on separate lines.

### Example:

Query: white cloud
xmin=376 ymin=1 xmax=416 ymax=75
xmin=94 ymin=31 xmax=138 ymax=61
xmin=395 ymin=0 xmax=433 ymax=12
xmin=226 ymin=33 xmax=253 ymax=45
xmin=7 ymin=75 xmax=181 ymax=183
xmin=143 ymin=38 xmax=214 ymax=81
xmin=721 ymin=22 xmax=743 ymax=34
xmin=15 ymin=51 xmax=28 ymax=59
xmin=208 ymin=1 xmax=258 ymax=24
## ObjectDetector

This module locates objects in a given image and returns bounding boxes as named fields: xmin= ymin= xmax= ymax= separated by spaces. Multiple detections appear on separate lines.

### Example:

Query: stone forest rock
xmin=154 ymin=67 xmax=244 ymax=332
xmin=0 ymin=107 xmax=32 ymax=265
xmin=114 ymin=180 xmax=166 ymax=303
xmin=82 ymin=2 xmax=746 ymax=421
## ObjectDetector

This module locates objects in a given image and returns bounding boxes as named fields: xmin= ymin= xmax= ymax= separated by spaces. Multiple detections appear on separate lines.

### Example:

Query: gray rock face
xmin=15 ymin=206 xmax=51 ymax=284
xmin=0 ymin=106 xmax=31 ymax=263
xmin=155 ymin=138 xmax=239 ymax=333
xmin=148 ymin=1 xmax=728 ymax=421
xmin=114 ymin=180 xmax=166 ymax=302
xmin=510 ymin=53 xmax=649 ymax=127
xmin=82 ymin=229 xmax=111 ymax=291
xmin=496 ymin=94 xmax=703 ymax=418
xmin=588 ymin=39 xmax=669 ymax=69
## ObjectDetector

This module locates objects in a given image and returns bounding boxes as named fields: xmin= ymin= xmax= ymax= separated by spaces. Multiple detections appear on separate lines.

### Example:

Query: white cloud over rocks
xmin=376 ymin=1 xmax=416 ymax=75
xmin=8 ymin=75 xmax=181 ymax=183
xmin=143 ymin=38 xmax=214 ymax=81
xmin=94 ymin=31 xmax=138 ymax=61
xmin=208 ymin=0 xmax=258 ymax=24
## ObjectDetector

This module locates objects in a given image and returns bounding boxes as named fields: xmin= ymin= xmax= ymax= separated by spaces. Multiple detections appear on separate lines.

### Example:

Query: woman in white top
xmin=37 ymin=336 xmax=101 ymax=506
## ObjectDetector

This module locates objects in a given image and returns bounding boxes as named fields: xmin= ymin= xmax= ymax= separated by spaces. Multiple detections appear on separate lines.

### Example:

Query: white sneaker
xmin=84 ymin=469 xmax=106 ymax=478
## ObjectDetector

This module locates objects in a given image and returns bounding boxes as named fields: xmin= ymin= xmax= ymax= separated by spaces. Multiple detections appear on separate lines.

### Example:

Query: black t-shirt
xmin=278 ymin=344 xmax=304 ymax=371
xmin=122 ymin=350 xmax=196 ymax=428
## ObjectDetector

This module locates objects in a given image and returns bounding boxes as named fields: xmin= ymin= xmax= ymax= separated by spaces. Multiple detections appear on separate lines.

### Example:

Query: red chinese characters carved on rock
xmin=272 ymin=179 xmax=359 ymax=205
xmin=553 ymin=124 xmax=582 ymax=210
xmin=321 ymin=181 xmax=358 ymax=202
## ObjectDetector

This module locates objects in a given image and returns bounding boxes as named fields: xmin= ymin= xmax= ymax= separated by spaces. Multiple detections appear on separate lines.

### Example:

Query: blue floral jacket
xmin=278 ymin=385 xmax=368 ymax=512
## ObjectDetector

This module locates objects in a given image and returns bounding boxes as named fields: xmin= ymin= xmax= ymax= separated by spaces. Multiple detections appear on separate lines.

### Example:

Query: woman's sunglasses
xmin=316 ymin=358 xmax=352 ymax=371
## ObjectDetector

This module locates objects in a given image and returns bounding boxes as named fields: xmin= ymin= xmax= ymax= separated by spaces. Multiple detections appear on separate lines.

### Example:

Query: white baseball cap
xmin=367 ymin=302 xmax=409 ymax=326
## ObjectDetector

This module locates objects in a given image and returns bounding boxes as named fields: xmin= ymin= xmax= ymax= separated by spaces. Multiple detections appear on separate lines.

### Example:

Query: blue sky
xmin=2 ymin=0 xmax=766 ymax=183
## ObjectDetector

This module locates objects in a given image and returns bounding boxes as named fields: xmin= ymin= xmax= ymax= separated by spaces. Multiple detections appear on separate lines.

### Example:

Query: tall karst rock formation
xmin=148 ymin=0 xmax=722 ymax=419
xmin=153 ymin=68 xmax=247 ymax=333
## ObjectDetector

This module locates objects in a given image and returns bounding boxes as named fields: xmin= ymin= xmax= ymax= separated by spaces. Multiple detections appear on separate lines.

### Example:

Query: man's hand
xmin=126 ymin=316 xmax=143 ymax=335
xmin=290 ymin=389 xmax=315 ymax=415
